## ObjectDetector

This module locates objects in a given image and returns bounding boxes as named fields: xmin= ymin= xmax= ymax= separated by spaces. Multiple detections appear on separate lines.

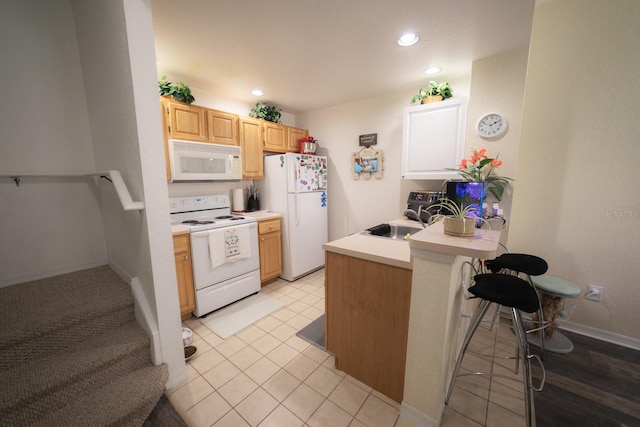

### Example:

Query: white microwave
xmin=168 ymin=139 xmax=242 ymax=182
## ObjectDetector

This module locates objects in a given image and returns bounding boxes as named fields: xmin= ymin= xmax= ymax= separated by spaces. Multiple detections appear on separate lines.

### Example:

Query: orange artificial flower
xmin=490 ymin=159 xmax=502 ymax=167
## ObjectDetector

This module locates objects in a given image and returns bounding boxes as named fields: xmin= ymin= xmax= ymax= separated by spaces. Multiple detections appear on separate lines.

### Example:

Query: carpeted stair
xmin=0 ymin=265 xmax=168 ymax=426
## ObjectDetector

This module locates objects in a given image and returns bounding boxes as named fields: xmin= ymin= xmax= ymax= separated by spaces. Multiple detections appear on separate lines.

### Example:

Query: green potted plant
xmin=158 ymin=76 xmax=195 ymax=104
xmin=410 ymin=81 xmax=453 ymax=104
xmin=429 ymin=198 xmax=486 ymax=237
xmin=249 ymin=103 xmax=282 ymax=123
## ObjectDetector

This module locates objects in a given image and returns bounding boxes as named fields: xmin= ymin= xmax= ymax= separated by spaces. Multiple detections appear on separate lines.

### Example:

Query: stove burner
xmin=182 ymin=220 xmax=215 ymax=225
xmin=215 ymin=215 xmax=233 ymax=219
xmin=230 ymin=217 xmax=245 ymax=220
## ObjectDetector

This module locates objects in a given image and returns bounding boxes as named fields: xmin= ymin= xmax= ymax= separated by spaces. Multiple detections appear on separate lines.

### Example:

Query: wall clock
xmin=476 ymin=113 xmax=508 ymax=139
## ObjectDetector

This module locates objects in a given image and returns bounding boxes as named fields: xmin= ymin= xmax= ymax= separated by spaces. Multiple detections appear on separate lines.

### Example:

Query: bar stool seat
xmin=526 ymin=274 xmax=581 ymax=354
xmin=445 ymin=274 xmax=544 ymax=427
xmin=484 ymin=252 xmax=550 ymax=358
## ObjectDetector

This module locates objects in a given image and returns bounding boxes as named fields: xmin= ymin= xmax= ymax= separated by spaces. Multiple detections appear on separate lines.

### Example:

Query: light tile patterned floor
xmin=169 ymin=269 xmax=528 ymax=426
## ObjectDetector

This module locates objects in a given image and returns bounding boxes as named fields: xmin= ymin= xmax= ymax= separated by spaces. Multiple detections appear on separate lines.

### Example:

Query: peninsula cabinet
xmin=205 ymin=109 xmax=239 ymax=145
xmin=325 ymin=251 xmax=412 ymax=403
xmin=162 ymin=98 xmax=206 ymax=142
xmin=258 ymin=218 xmax=282 ymax=284
xmin=239 ymin=117 xmax=264 ymax=179
xmin=173 ymin=234 xmax=195 ymax=320
xmin=401 ymin=97 xmax=468 ymax=180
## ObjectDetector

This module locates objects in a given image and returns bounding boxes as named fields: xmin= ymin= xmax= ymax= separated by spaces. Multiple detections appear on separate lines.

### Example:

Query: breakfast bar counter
xmin=403 ymin=222 xmax=501 ymax=425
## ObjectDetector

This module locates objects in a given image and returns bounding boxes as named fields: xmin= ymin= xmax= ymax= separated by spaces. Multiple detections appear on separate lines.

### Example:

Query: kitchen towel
xmin=208 ymin=226 xmax=251 ymax=268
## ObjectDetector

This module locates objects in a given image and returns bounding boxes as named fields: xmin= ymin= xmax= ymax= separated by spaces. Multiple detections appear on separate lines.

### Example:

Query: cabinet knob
xmin=184 ymin=255 xmax=189 ymax=260
xmin=269 ymin=226 xmax=273 ymax=230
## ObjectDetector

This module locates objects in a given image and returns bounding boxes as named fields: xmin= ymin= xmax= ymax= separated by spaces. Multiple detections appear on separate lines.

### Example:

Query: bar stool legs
xmin=444 ymin=274 xmax=545 ymax=427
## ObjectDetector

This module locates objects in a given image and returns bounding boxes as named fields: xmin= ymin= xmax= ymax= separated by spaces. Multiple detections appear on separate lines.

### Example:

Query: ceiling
xmin=151 ymin=0 xmax=536 ymax=115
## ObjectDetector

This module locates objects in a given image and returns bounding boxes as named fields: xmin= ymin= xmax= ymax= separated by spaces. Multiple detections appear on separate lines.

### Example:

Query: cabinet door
xmin=401 ymin=98 xmax=467 ymax=180
xmin=263 ymin=122 xmax=287 ymax=152
xmin=165 ymin=99 xmax=206 ymax=141
xmin=259 ymin=231 xmax=282 ymax=283
xmin=286 ymin=127 xmax=308 ymax=152
xmin=239 ymin=117 xmax=264 ymax=179
xmin=173 ymin=234 xmax=195 ymax=319
xmin=206 ymin=109 xmax=239 ymax=145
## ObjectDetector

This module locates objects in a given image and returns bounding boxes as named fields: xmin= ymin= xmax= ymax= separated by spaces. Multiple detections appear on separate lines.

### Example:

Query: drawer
xmin=258 ymin=218 xmax=281 ymax=235
xmin=173 ymin=234 xmax=190 ymax=253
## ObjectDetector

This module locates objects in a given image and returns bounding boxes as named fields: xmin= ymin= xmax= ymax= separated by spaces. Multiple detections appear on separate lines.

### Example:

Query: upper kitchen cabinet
xmin=401 ymin=98 xmax=468 ymax=180
xmin=239 ymin=116 xmax=264 ymax=179
xmin=206 ymin=109 xmax=239 ymax=145
xmin=286 ymin=126 xmax=308 ymax=152
xmin=263 ymin=121 xmax=288 ymax=152
xmin=162 ymin=97 xmax=207 ymax=141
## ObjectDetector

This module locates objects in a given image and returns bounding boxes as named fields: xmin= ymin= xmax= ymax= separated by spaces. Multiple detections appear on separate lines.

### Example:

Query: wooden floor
xmin=531 ymin=330 xmax=640 ymax=427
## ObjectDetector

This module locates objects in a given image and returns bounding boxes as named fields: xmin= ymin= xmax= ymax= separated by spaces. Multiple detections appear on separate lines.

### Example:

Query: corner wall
xmin=510 ymin=0 xmax=640 ymax=339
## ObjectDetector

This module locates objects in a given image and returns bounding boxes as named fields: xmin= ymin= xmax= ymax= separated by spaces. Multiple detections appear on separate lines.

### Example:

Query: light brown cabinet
xmin=206 ymin=109 xmax=239 ymax=145
xmin=257 ymin=218 xmax=282 ymax=284
xmin=162 ymin=98 xmax=206 ymax=141
xmin=173 ymin=234 xmax=195 ymax=320
xmin=239 ymin=117 xmax=264 ymax=179
xmin=263 ymin=121 xmax=288 ymax=153
xmin=325 ymin=251 xmax=412 ymax=403
xmin=286 ymin=126 xmax=308 ymax=152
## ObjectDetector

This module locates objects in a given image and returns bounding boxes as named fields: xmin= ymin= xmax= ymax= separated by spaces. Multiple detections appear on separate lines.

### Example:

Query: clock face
xmin=477 ymin=113 xmax=507 ymax=138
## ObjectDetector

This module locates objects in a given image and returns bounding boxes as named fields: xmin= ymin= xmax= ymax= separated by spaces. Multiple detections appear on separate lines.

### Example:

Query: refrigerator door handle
xmin=294 ymin=194 xmax=299 ymax=226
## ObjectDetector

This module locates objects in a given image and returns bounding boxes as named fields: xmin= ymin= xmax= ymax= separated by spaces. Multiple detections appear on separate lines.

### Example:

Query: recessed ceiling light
xmin=251 ymin=89 xmax=264 ymax=96
xmin=397 ymin=33 xmax=420 ymax=47
xmin=424 ymin=66 xmax=441 ymax=75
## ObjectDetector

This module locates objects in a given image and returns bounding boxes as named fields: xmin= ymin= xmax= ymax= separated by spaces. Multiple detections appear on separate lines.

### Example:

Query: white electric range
xmin=169 ymin=194 xmax=260 ymax=317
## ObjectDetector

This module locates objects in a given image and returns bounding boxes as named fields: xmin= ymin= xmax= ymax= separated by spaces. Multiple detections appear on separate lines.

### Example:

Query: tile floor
xmin=169 ymin=269 xmax=529 ymax=427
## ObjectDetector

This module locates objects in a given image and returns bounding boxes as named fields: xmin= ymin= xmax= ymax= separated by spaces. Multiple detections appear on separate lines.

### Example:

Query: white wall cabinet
xmin=401 ymin=98 xmax=468 ymax=180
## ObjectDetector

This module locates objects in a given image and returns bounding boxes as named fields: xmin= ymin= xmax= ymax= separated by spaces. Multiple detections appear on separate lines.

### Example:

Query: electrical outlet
xmin=586 ymin=285 xmax=603 ymax=302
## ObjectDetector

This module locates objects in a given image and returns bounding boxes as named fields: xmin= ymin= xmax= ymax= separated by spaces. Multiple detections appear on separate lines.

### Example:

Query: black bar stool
xmin=445 ymin=273 xmax=545 ymax=427
xmin=485 ymin=253 xmax=549 ymax=358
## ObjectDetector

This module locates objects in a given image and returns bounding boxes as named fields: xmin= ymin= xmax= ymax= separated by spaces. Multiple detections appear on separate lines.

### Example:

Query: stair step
xmin=0 ymin=265 xmax=135 ymax=370
xmin=0 ymin=322 xmax=151 ymax=425
xmin=31 ymin=364 xmax=169 ymax=427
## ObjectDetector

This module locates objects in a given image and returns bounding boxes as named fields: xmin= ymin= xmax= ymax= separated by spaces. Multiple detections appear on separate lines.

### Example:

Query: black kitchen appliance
xmin=406 ymin=191 xmax=443 ymax=224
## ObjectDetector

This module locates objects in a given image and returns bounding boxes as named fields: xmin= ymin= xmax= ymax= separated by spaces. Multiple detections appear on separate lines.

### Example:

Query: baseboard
xmin=558 ymin=320 xmax=640 ymax=351
xmin=399 ymin=402 xmax=440 ymax=427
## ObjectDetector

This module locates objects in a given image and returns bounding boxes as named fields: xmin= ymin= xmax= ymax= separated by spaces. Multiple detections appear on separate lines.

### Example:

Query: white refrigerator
xmin=257 ymin=153 xmax=328 ymax=281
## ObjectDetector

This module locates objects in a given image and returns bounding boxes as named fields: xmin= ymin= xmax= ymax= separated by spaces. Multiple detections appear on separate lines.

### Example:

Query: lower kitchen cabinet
xmin=258 ymin=218 xmax=282 ymax=284
xmin=325 ymin=251 xmax=412 ymax=403
xmin=173 ymin=234 xmax=195 ymax=319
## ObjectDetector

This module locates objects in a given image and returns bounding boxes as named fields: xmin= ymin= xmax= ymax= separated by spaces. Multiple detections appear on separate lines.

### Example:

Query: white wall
xmin=72 ymin=0 xmax=185 ymax=386
xmin=0 ymin=0 xmax=107 ymax=286
xmin=510 ymin=0 xmax=640 ymax=339
xmin=466 ymin=48 xmax=530 ymax=242
xmin=296 ymin=79 xmax=470 ymax=242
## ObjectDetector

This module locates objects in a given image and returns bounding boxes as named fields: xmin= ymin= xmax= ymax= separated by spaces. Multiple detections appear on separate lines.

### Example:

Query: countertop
xmin=323 ymin=218 xmax=502 ymax=269
xmin=235 ymin=211 xmax=282 ymax=221
xmin=322 ymin=218 xmax=419 ymax=270
xmin=409 ymin=221 xmax=501 ymax=259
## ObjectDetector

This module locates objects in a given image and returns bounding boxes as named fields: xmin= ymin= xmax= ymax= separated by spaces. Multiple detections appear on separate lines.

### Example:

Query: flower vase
xmin=443 ymin=217 xmax=476 ymax=237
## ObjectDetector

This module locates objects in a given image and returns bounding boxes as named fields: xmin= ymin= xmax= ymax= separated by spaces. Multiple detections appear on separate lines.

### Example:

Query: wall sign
xmin=359 ymin=133 xmax=377 ymax=147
